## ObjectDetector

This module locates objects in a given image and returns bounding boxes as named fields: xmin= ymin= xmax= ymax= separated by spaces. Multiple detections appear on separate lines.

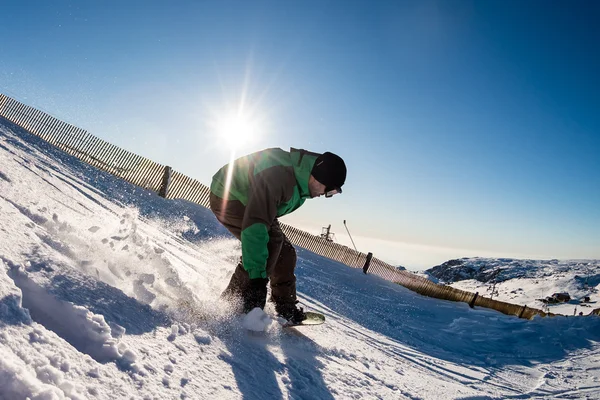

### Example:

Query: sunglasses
xmin=325 ymin=187 xmax=342 ymax=198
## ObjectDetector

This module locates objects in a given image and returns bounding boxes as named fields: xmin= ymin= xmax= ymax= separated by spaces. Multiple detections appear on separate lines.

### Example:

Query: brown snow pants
xmin=209 ymin=193 xmax=297 ymax=306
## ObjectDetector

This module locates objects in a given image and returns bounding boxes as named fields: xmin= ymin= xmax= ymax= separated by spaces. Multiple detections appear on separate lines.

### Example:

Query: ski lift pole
xmin=344 ymin=219 xmax=362 ymax=269
xmin=343 ymin=220 xmax=372 ymax=274
xmin=343 ymin=220 xmax=357 ymax=251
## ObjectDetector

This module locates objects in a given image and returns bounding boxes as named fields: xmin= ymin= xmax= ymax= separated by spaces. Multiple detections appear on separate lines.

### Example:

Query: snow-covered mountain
xmin=2 ymin=116 xmax=600 ymax=399
xmin=426 ymin=258 xmax=600 ymax=316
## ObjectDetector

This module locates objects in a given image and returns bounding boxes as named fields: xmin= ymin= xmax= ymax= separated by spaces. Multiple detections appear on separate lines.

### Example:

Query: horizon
xmin=1 ymin=0 xmax=599 ymax=265
xmin=289 ymin=222 xmax=599 ymax=271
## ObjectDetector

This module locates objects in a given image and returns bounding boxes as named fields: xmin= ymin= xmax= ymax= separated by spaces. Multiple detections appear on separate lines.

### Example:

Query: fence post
xmin=518 ymin=305 xmax=527 ymax=319
xmin=362 ymin=252 xmax=373 ymax=274
xmin=158 ymin=166 xmax=172 ymax=198
xmin=469 ymin=292 xmax=479 ymax=308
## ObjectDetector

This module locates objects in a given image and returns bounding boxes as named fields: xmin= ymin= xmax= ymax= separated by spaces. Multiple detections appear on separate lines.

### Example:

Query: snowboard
xmin=282 ymin=311 xmax=325 ymax=328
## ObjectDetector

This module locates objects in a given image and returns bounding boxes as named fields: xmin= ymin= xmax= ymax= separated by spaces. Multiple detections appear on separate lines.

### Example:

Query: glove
xmin=243 ymin=278 xmax=269 ymax=313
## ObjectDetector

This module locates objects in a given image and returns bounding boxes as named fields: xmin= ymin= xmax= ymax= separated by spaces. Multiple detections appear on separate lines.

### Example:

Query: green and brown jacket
xmin=210 ymin=148 xmax=319 ymax=279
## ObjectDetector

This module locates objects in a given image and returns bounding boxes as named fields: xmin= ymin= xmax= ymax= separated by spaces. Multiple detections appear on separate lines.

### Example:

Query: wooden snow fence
xmin=0 ymin=93 xmax=558 ymax=320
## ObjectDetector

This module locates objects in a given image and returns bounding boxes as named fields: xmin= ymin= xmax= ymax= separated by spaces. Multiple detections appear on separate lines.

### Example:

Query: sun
xmin=215 ymin=111 xmax=259 ymax=150
xmin=210 ymin=107 xmax=264 ymax=203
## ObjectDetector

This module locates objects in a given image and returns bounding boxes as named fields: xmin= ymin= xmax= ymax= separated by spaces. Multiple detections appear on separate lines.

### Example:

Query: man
xmin=209 ymin=147 xmax=346 ymax=323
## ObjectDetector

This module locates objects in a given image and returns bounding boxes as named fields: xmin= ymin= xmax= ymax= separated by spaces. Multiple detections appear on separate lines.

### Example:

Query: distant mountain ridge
xmin=426 ymin=257 xmax=599 ymax=285
xmin=424 ymin=257 xmax=600 ymax=315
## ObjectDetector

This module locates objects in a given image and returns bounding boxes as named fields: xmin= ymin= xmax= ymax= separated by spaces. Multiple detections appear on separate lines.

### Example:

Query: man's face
xmin=308 ymin=175 xmax=327 ymax=198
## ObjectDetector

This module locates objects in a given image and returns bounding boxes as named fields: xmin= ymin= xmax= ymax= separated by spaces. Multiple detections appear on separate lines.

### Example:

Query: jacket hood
xmin=290 ymin=148 xmax=320 ymax=199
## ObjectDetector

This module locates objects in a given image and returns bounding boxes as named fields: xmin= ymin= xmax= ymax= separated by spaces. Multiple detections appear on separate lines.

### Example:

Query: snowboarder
xmin=209 ymin=148 xmax=346 ymax=324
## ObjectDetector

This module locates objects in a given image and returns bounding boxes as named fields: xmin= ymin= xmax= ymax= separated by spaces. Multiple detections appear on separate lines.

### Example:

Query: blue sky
xmin=1 ymin=0 xmax=599 ymax=268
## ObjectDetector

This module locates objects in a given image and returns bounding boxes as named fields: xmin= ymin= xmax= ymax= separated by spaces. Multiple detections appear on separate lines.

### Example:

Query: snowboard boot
xmin=275 ymin=301 xmax=307 ymax=324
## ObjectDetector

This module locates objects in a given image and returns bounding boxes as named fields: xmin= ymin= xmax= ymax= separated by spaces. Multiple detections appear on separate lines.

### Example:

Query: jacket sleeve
xmin=240 ymin=166 xmax=294 ymax=279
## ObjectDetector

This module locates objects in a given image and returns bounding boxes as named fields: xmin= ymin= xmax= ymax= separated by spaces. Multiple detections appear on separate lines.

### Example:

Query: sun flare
xmin=215 ymin=111 xmax=258 ymax=149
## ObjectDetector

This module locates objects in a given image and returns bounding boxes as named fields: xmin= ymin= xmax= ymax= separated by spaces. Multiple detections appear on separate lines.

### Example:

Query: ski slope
xmin=1 ymin=117 xmax=600 ymax=399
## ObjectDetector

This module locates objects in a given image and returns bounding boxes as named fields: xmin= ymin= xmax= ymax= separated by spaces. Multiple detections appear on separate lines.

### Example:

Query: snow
xmin=1 ymin=116 xmax=600 ymax=399
xmin=242 ymin=308 xmax=274 ymax=332
xmin=426 ymin=258 xmax=600 ymax=316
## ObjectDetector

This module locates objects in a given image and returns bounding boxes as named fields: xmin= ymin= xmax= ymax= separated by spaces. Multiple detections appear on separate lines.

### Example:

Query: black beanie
xmin=311 ymin=152 xmax=347 ymax=189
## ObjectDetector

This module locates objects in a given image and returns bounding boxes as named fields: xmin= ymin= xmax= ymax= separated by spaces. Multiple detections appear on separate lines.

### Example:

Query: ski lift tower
xmin=320 ymin=224 xmax=336 ymax=242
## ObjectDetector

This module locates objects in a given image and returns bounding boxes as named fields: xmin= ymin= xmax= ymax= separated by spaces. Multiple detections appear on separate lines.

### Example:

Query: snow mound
xmin=6 ymin=262 xmax=137 ymax=366
xmin=0 ymin=260 xmax=32 ymax=325
xmin=242 ymin=307 xmax=273 ymax=332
